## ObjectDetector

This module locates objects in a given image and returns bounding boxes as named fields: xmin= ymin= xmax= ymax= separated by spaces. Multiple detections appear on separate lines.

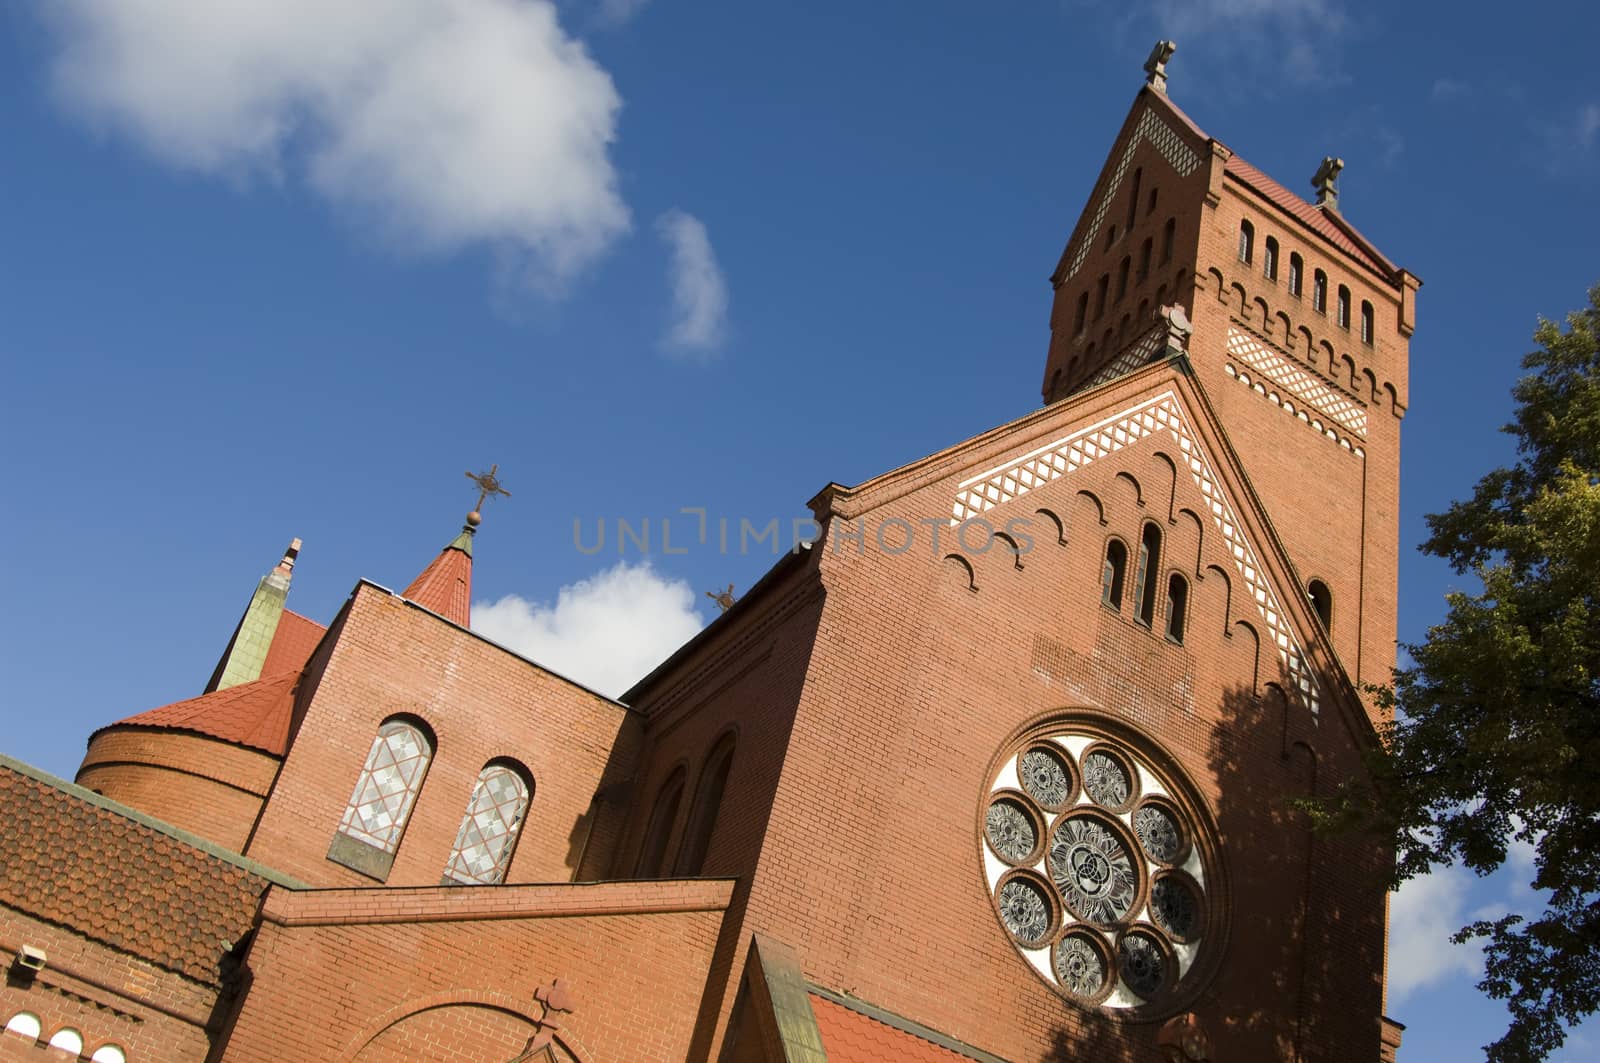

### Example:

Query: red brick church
xmin=0 ymin=45 xmax=1417 ymax=1062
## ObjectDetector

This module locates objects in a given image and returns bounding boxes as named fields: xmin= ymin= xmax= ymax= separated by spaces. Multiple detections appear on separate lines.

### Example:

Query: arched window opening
xmin=1134 ymin=524 xmax=1163 ymax=627
xmin=1115 ymin=257 xmax=1130 ymax=303
xmin=1165 ymin=573 xmax=1189 ymax=644
xmin=1126 ymin=168 xmax=1142 ymax=232
xmin=1118 ymin=314 xmax=1131 ymax=343
xmin=91 ymin=1046 xmax=128 ymax=1063
xmin=1288 ymin=253 xmax=1304 ymax=297
xmin=1360 ymin=300 xmax=1375 ymax=344
xmin=1074 ymin=292 xmax=1088 ymax=335
xmin=1337 ymin=285 xmax=1352 ymax=329
xmin=1094 ymin=274 xmax=1109 ymax=320
xmin=1101 ymin=540 xmax=1128 ymax=611
xmin=1238 ymin=220 xmax=1254 ymax=265
xmin=48 ymin=1029 xmax=83 ymax=1055
xmin=1312 ymin=270 xmax=1328 ymax=313
xmin=1155 ymin=285 xmax=1167 ymax=310
xmin=1263 ymin=236 xmax=1279 ymax=281
xmin=442 ymin=761 xmax=532 ymax=886
xmin=1161 ymin=218 xmax=1176 ymax=264
xmin=4 ymin=1013 xmax=41 ymax=1040
xmin=1138 ymin=238 xmax=1152 ymax=282
xmin=330 ymin=717 xmax=434 ymax=879
xmin=1104 ymin=224 xmax=1118 ymax=250
xmin=635 ymin=769 xmax=686 ymax=878
xmin=675 ymin=735 xmax=737 ymax=876
xmin=1147 ymin=187 xmax=1159 ymax=215
xmin=1308 ymin=580 xmax=1333 ymax=633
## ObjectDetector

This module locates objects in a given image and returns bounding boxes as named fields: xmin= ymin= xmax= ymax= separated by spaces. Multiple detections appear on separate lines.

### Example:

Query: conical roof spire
xmin=401 ymin=465 xmax=510 ymax=626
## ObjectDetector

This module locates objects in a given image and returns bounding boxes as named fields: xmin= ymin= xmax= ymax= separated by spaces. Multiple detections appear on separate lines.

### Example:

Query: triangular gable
xmin=948 ymin=386 xmax=1322 ymax=718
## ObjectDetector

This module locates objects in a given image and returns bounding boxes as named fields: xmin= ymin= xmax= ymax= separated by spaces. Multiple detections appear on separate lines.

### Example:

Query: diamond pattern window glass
xmin=443 ymin=763 xmax=531 ymax=885
xmin=336 ymin=720 xmax=433 ymax=856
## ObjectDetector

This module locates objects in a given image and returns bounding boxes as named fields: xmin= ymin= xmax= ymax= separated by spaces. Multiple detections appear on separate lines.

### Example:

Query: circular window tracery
xmin=981 ymin=728 xmax=1218 ymax=1012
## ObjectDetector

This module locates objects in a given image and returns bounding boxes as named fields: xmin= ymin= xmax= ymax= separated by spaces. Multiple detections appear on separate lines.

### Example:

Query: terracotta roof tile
xmin=0 ymin=762 xmax=270 ymax=985
xmin=1223 ymin=155 xmax=1391 ymax=276
xmin=109 ymin=670 xmax=298 ymax=756
xmin=260 ymin=609 xmax=325 ymax=676
xmin=810 ymin=993 xmax=981 ymax=1062
xmin=402 ymin=543 xmax=472 ymax=626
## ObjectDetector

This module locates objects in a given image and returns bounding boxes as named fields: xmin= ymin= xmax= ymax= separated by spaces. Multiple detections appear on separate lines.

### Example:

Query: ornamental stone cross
xmin=1144 ymin=40 xmax=1177 ymax=93
xmin=1312 ymin=156 xmax=1344 ymax=209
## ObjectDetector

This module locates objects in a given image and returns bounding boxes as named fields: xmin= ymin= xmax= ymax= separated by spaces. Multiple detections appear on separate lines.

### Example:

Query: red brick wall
xmin=244 ymin=585 xmax=641 ymax=888
xmin=217 ymin=880 xmax=732 ymax=1063
xmin=76 ymin=731 xmax=278 ymax=853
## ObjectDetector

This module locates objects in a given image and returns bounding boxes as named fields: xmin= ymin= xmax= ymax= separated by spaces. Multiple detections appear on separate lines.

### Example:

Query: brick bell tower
xmin=1039 ymin=41 xmax=1420 ymax=707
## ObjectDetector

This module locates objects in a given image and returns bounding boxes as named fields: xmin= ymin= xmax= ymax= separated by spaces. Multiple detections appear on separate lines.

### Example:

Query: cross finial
xmin=463 ymin=464 xmax=511 ymax=527
xmin=706 ymin=584 xmax=736 ymax=614
xmin=1144 ymin=40 xmax=1176 ymax=93
xmin=1312 ymin=156 xmax=1344 ymax=209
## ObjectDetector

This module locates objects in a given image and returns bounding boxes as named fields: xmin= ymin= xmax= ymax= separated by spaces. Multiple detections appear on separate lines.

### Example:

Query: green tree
xmin=1354 ymin=284 xmax=1600 ymax=1061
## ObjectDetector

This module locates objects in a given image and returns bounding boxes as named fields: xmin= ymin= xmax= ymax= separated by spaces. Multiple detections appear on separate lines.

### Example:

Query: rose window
xmin=981 ymin=731 xmax=1215 ymax=1010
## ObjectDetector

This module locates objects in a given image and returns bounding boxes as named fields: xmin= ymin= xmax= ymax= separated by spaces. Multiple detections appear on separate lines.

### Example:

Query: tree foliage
xmin=1336 ymin=284 xmax=1600 ymax=1062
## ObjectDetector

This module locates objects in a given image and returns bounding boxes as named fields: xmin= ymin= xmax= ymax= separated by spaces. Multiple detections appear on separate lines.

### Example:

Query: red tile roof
xmin=402 ymin=543 xmax=473 ymax=626
xmin=0 ymin=759 xmax=273 ymax=985
xmin=1223 ymin=154 xmax=1392 ymax=277
xmin=109 ymin=670 xmax=298 ymax=756
xmin=810 ymin=993 xmax=982 ymax=1062
xmin=260 ymin=609 xmax=325 ymax=676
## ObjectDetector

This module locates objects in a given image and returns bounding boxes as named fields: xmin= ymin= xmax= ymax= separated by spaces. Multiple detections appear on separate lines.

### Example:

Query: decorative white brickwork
xmin=951 ymin=392 xmax=1320 ymax=716
xmin=1224 ymin=326 xmax=1367 ymax=438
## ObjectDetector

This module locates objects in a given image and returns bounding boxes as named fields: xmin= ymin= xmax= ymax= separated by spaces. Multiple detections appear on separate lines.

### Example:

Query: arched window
xmin=1288 ymin=253 xmax=1303 ymax=297
xmin=4 ymin=1012 xmax=40 ymax=1040
xmin=1115 ymin=257 xmax=1130 ymax=302
xmin=330 ymin=717 xmax=434 ymax=879
xmin=1154 ymin=285 xmax=1167 ymax=309
xmin=1263 ymin=236 xmax=1279 ymax=281
xmin=1074 ymin=292 xmax=1088 ymax=335
xmin=1312 ymin=270 xmax=1328 ymax=313
xmin=1237 ymin=220 xmax=1254 ymax=264
xmin=91 ymin=1046 xmax=128 ymax=1063
xmin=1138 ymin=238 xmax=1152 ymax=282
xmin=675 ymin=734 xmax=736 ymax=876
xmin=1308 ymin=580 xmax=1333 ymax=633
xmin=1360 ymin=300 xmax=1375 ymax=344
xmin=1126 ymin=168 xmax=1142 ymax=233
xmin=1134 ymin=523 xmax=1163 ymax=627
xmin=1161 ymin=218 xmax=1175 ymax=264
xmin=442 ymin=761 xmax=532 ymax=885
xmin=1104 ymin=225 xmax=1118 ymax=250
xmin=1101 ymin=540 xmax=1128 ymax=610
xmin=48 ymin=1029 xmax=83 ymax=1055
xmin=1147 ymin=187 xmax=1159 ymax=215
xmin=1337 ymin=285 xmax=1352 ymax=329
xmin=1094 ymin=274 xmax=1109 ymax=320
xmin=1165 ymin=573 xmax=1189 ymax=644
xmin=1118 ymin=314 xmax=1131 ymax=343
xmin=635 ymin=768 xmax=686 ymax=878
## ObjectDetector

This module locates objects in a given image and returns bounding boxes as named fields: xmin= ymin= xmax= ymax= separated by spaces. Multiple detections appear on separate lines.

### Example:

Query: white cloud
xmin=1138 ymin=0 xmax=1350 ymax=84
xmin=1387 ymin=865 xmax=1482 ymax=1003
xmin=594 ymin=0 xmax=651 ymax=28
xmin=45 ymin=0 xmax=629 ymax=287
xmin=473 ymin=561 xmax=705 ymax=699
xmin=656 ymin=208 xmax=729 ymax=357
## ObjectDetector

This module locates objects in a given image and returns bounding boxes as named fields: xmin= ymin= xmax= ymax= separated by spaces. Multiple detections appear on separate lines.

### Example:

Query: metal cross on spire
xmin=465 ymin=464 xmax=511 ymax=522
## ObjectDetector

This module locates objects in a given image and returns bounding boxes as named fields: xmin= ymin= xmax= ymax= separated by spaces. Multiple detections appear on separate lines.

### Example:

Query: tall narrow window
xmin=1238 ymin=220 xmax=1254 ymax=265
xmin=442 ymin=761 xmax=532 ymax=885
xmin=1138 ymin=238 xmax=1152 ymax=282
xmin=635 ymin=768 xmax=686 ymax=878
xmin=1147 ymin=187 xmax=1159 ymax=215
xmin=1074 ymin=292 xmax=1088 ymax=335
xmin=1115 ymin=257 xmax=1130 ymax=302
xmin=1105 ymin=225 xmax=1118 ymax=250
xmin=1126 ymin=168 xmax=1142 ymax=233
xmin=1134 ymin=523 xmax=1163 ymax=627
xmin=1094 ymin=274 xmax=1109 ymax=320
xmin=1102 ymin=540 xmax=1128 ymax=611
xmin=1337 ymin=285 xmax=1351 ymax=329
xmin=1263 ymin=236 xmax=1279 ymax=281
xmin=1312 ymin=270 xmax=1328 ymax=313
xmin=330 ymin=717 xmax=434 ymax=879
xmin=1288 ymin=253 xmax=1303 ymax=297
xmin=675 ymin=735 xmax=736 ymax=876
xmin=1308 ymin=580 xmax=1333 ymax=633
xmin=1165 ymin=573 xmax=1189 ymax=643
xmin=1360 ymin=300 xmax=1375 ymax=344
xmin=1161 ymin=218 xmax=1175 ymax=264
xmin=1155 ymin=285 xmax=1168 ymax=310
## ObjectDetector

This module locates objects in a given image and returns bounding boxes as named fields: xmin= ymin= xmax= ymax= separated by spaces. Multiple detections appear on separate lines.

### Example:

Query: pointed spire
xmin=402 ymin=517 xmax=476 ymax=626
xmin=206 ymin=539 xmax=302 ymax=693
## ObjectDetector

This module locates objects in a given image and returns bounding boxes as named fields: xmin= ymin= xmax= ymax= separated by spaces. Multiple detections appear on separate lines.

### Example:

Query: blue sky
xmin=2 ymin=2 xmax=1596 ymax=1058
